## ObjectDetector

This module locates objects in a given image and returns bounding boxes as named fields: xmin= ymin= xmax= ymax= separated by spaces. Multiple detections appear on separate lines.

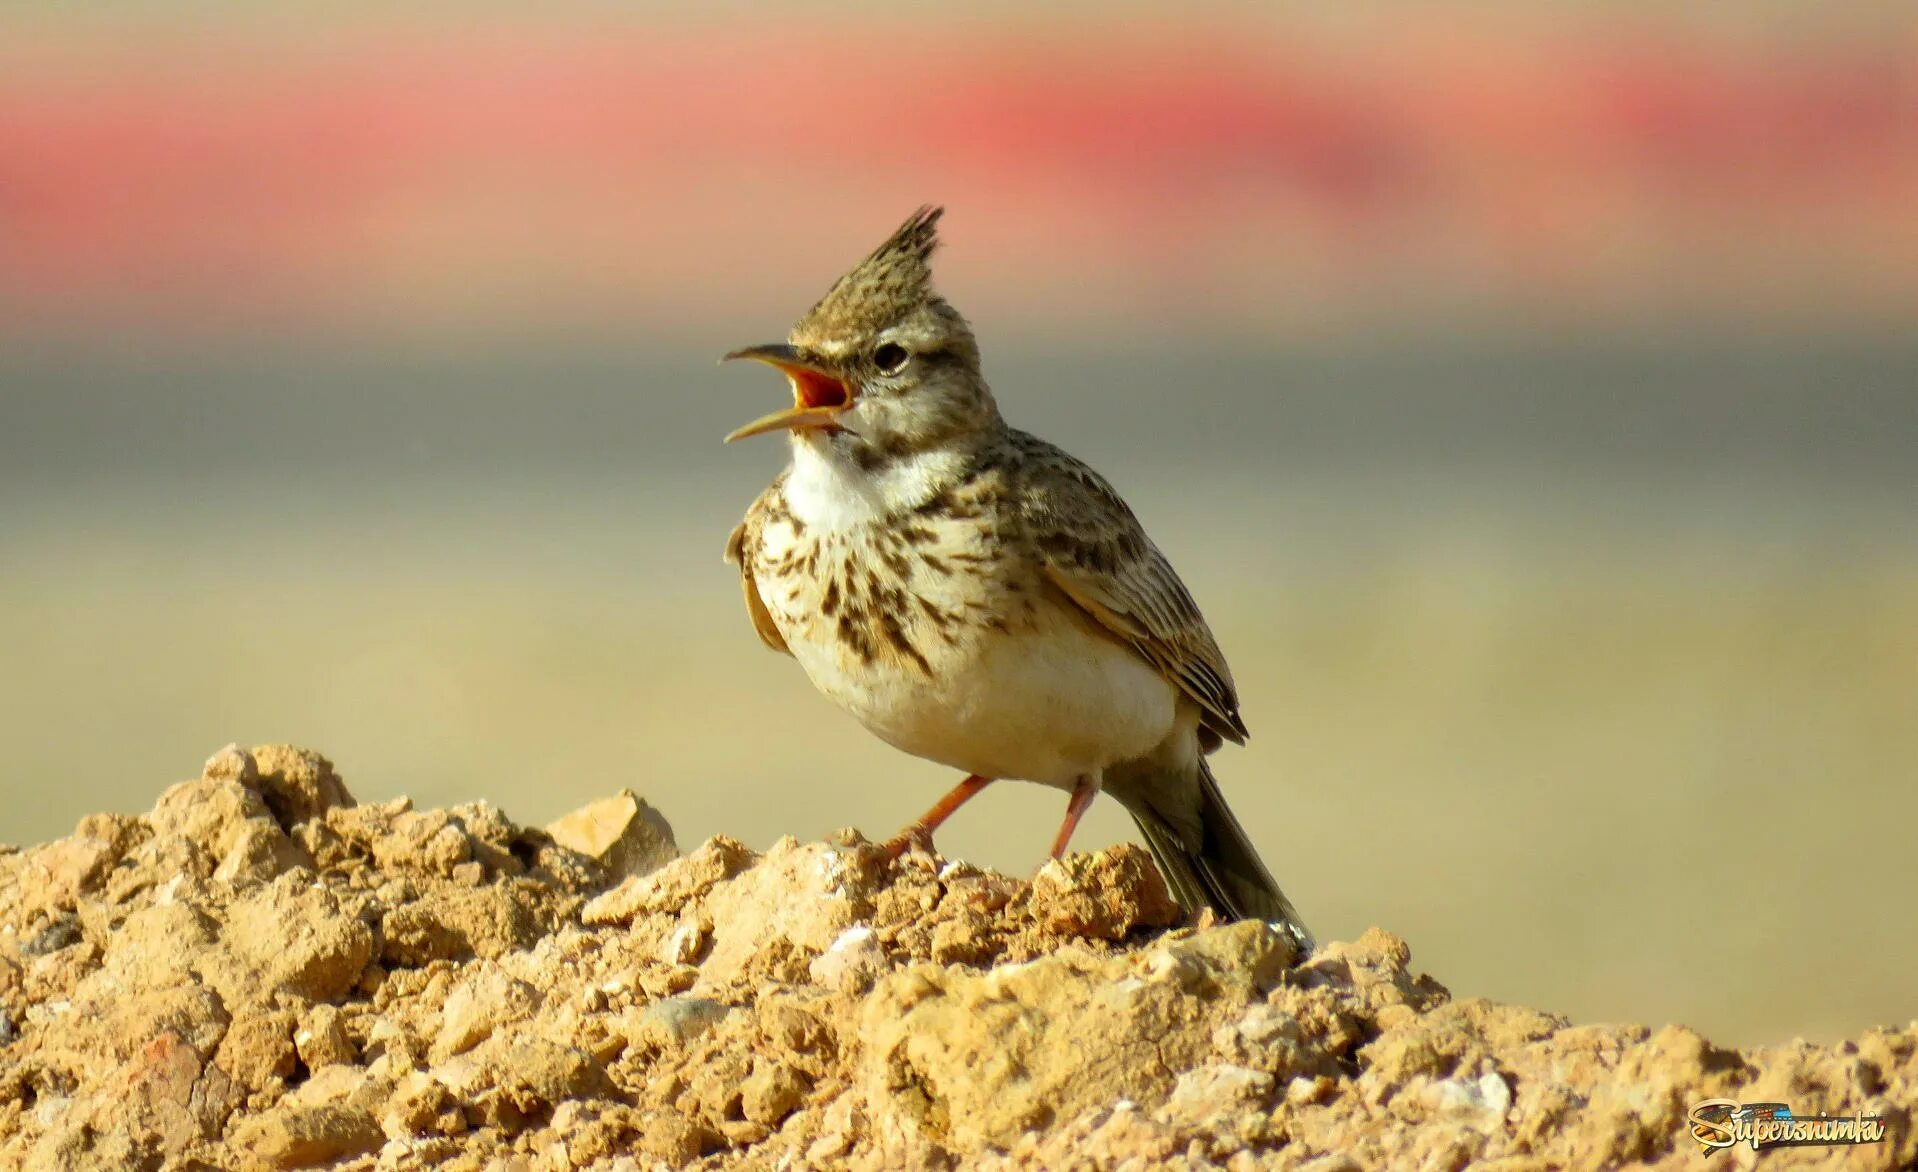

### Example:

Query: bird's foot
xmin=882 ymin=824 xmax=938 ymax=860
xmin=884 ymin=774 xmax=994 ymax=860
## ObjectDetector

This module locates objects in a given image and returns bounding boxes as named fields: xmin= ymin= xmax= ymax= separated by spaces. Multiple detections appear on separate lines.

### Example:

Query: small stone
xmin=380 ymin=883 xmax=549 ymax=966
xmin=809 ymin=925 xmax=886 ymax=991
xmin=379 ymin=810 xmax=473 ymax=877
xmin=148 ymin=777 xmax=276 ymax=861
xmin=20 ymin=915 xmax=82 ymax=959
xmin=1029 ymin=844 xmax=1182 ymax=940
xmin=202 ymin=743 xmax=260 ymax=787
xmin=293 ymin=1063 xmax=370 ymax=1107
xmin=545 ymin=790 xmax=679 ymax=882
xmin=1286 ymin=1074 xmax=1334 ymax=1106
xmin=216 ymin=1007 xmax=299 ymax=1093
xmin=806 ymin=1130 xmax=853 ymax=1164
xmin=581 ymin=836 xmax=753 ymax=925
xmin=232 ymin=1102 xmax=383 ymax=1167
xmin=638 ymin=1114 xmax=706 ymax=1163
xmin=741 ymin=1060 xmax=810 ymax=1125
xmin=210 ymin=878 xmax=374 ymax=1004
xmin=382 ymin=1072 xmax=461 ymax=1139
xmin=718 ymin=1118 xmax=773 ymax=1147
xmin=1425 ymin=1069 xmax=1513 ymax=1117
xmin=214 ymin=819 xmax=311 ymax=886
xmin=660 ymin=920 xmax=707 ymax=966
xmin=438 ymin=1038 xmax=611 ymax=1131
xmin=294 ymin=1004 xmax=356 ymax=1070
xmin=116 ymin=1031 xmax=227 ymax=1159
xmin=433 ymin=966 xmax=541 ymax=1060
xmin=251 ymin=745 xmax=355 ymax=827
xmin=637 ymin=996 xmax=731 ymax=1048
xmin=37 ymin=814 xmax=147 ymax=900
xmin=1164 ymin=1064 xmax=1275 ymax=1119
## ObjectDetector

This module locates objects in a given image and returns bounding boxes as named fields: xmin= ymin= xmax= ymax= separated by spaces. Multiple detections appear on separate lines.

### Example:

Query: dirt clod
xmin=0 ymin=746 xmax=1911 ymax=1169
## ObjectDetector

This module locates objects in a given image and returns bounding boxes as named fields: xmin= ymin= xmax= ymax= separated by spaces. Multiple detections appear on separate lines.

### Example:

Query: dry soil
xmin=0 ymin=746 xmax=1909 ymax=1170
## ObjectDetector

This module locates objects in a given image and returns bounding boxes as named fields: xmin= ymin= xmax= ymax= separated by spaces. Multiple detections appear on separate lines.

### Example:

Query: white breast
xmin=760 ymin=438 xmax=1179 ymax=788
xmin=782 ymin=434 xmax=964 ymax=531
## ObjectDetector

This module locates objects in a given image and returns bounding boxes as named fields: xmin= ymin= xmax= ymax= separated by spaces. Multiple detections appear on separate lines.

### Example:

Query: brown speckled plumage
xmin=721 ymin=207 xmax=1310 ymax=948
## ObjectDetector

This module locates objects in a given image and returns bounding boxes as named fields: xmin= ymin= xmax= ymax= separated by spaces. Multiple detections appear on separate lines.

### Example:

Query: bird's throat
xmin=786 ymin=435 xmax=972 ymax=531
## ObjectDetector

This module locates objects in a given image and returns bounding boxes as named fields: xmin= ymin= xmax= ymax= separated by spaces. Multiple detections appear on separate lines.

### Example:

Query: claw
xmin=882 ymin=825 xmax=937 ymax=859
xmin=885 ymin=774 xmax=994 ymax=861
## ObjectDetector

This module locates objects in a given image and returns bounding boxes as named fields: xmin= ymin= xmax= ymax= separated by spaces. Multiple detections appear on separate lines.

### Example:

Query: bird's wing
xmin=725 ymin=497 xmax=791 ymax=656
xmin=1010 ymin=432 xmax=1249 ymax=745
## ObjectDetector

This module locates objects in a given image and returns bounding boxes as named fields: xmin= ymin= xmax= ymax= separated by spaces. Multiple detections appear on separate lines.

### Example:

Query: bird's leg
xmin=884 ymin=774 xmax=994 ymax=858
xmin=1048 ymin=775 xmax=1104 ymax=860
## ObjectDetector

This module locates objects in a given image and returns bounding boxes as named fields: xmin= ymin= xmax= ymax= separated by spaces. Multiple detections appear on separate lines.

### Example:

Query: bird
xmin=721 ymin=206 xmax=1311 ymax=949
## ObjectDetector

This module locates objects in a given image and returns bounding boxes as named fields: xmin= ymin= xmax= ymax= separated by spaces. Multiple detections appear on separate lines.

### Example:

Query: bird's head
xmin=723 ymin=207 xmax=1000 ymax=464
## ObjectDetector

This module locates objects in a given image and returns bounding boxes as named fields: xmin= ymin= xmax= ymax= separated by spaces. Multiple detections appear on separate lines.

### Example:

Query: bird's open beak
xmin=721 ymin=344 xmax=853 ymax=443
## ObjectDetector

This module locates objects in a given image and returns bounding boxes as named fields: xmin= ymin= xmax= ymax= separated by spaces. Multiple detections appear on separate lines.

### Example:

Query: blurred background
xmin=3 ymin=3 xmax=1914 ymax=1048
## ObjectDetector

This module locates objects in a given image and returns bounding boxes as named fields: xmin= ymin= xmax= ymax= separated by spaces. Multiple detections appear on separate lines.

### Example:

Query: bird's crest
xmin=793 ymin=206 xmax=946 ymax=342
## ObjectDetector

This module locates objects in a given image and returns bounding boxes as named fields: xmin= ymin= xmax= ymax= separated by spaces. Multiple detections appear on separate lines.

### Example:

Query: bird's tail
xmin=1124 ymin=759 xmax=1315 ymax=953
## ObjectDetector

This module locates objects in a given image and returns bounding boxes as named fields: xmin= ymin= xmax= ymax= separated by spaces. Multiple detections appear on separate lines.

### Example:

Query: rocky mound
xmin=0 ymin=746 xmax=1910 ymax=1170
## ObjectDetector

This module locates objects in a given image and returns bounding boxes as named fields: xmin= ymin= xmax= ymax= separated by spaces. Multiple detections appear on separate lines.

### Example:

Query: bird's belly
xmin=785 ymin=602 xmax=1178 ymax=788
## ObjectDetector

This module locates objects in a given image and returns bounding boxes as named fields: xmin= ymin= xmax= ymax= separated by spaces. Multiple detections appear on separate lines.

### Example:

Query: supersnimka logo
xmin=1686 ymin=1098 xmax=1887 ymax=1156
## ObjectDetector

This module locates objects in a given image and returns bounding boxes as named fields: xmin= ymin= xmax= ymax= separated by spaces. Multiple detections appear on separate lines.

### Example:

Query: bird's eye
xmin=872 ymin=342 xmax=910 ymax=374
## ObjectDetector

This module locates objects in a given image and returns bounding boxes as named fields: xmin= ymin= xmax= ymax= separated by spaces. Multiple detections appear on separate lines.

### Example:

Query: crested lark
xmin=722 ymin=207 xmax=1311 ymax=947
